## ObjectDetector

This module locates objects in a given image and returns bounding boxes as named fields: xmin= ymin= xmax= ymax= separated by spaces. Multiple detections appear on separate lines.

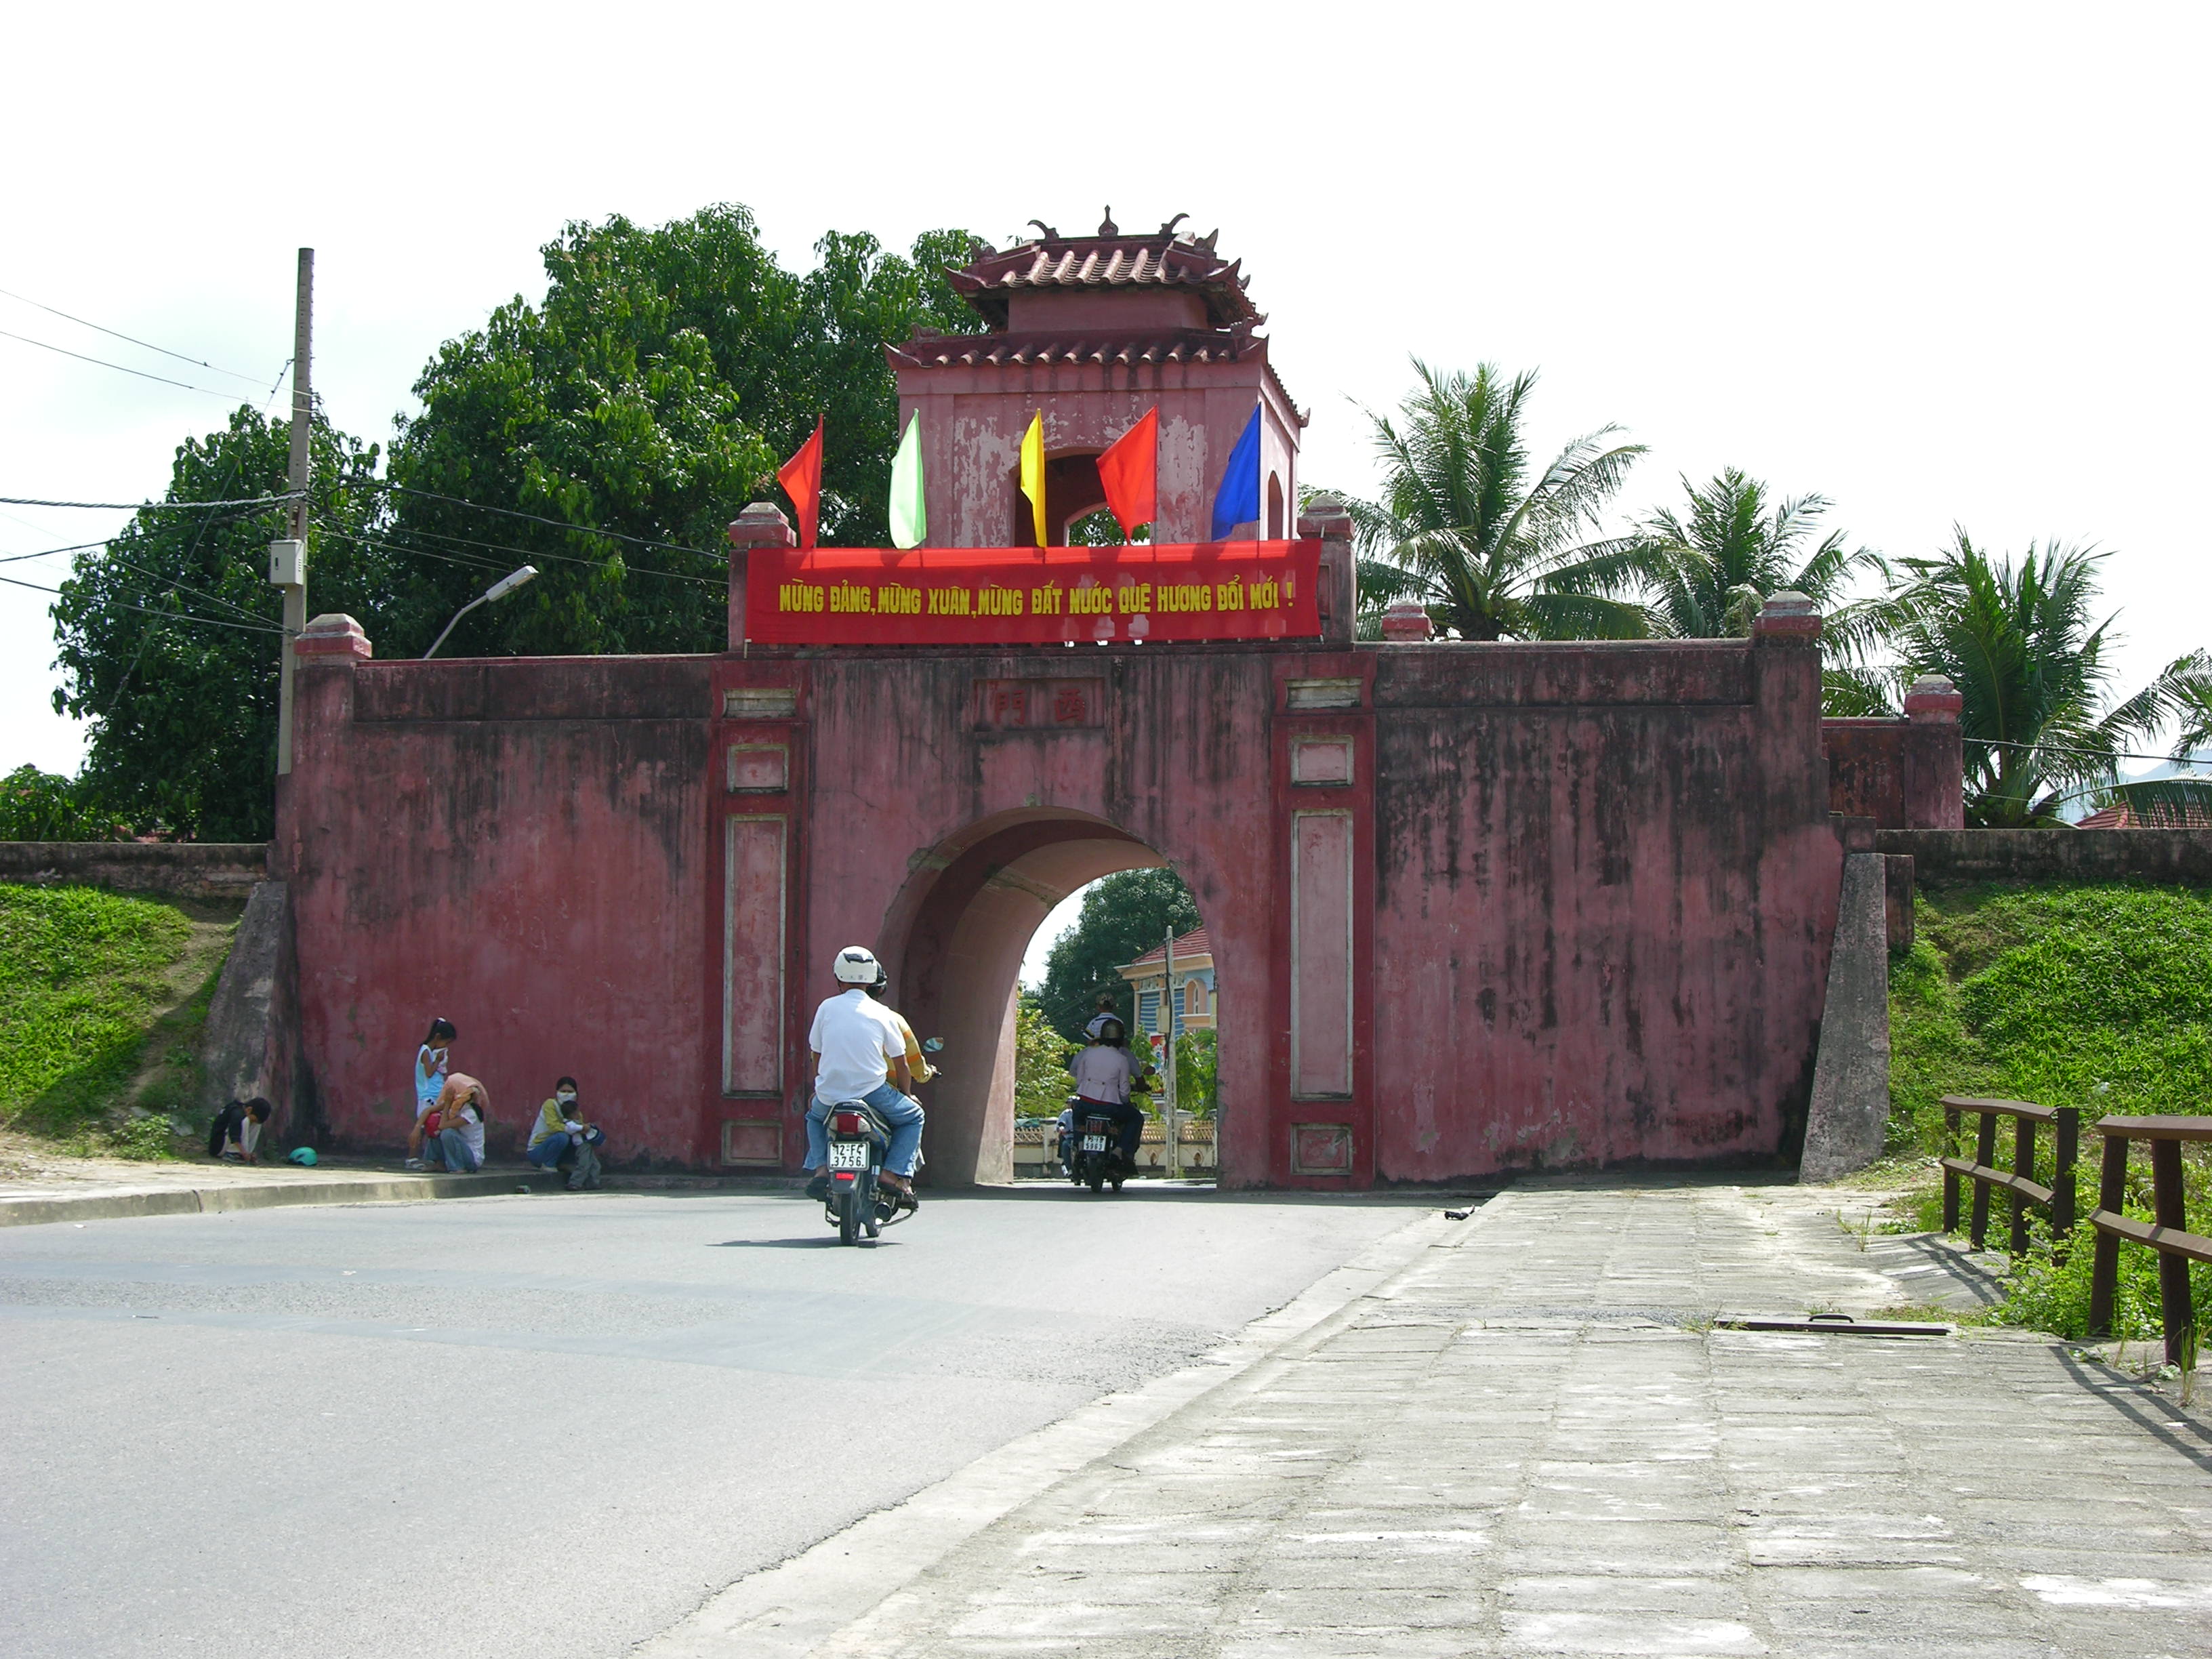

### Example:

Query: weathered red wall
xmin=1370 ymin=640 xmax=1841 ymax=1178
xmin=283 ymin=651 xmax=716 ymax=1164
xmin=283 ymin=606 xmax=1852 ymax=1185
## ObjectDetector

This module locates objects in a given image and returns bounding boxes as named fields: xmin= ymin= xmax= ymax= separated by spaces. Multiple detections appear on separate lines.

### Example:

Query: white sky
xmin=5 ymin=1 xmax=2206 ymax=910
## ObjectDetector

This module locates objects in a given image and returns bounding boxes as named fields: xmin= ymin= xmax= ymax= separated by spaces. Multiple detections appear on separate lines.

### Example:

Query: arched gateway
xmin=282 ymin=221 xmax=1945 ymax=1187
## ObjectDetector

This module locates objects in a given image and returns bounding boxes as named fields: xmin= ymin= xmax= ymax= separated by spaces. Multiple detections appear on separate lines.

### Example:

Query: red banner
xmin=742 ymin=541 xmax=1320 ymax=647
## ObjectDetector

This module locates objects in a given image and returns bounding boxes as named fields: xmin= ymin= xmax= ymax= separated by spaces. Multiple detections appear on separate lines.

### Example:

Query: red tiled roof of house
xmin=1121 ymin=926 xmax=1210 ymax=970
xmin=947 ymin=234 xmax=1261 ymax=329
xmin=2076 ymin=799 xmax=2212 ymax=829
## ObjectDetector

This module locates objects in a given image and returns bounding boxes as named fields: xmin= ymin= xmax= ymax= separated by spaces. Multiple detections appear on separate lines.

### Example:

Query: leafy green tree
xmin=1639 ymin=468 xmax=1884 ymax=641
xmin=1013 ymin=995 xmax=1076 ymax=1120
xmin=1035 ymin=868 xmax=1200 ymax=1042
xmin=1845 ymin=532 xmax=2205 ymax=826
xmin=0 ymin=766 xmax=129 ymax=841
xmin=1170 ymin=1028 xmax=1217 ymax=1118
xmin=386 ymin=206 xmax=983 ymax=657
xmin=1332 ymin=359 xmax=1654 ymax=640
xmin=49 ymin=405 xmax=400 ymax=841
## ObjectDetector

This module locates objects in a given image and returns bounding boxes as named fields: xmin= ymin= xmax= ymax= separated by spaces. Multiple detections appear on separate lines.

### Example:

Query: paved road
xmin=810 ymin=1178 xmax=2212 ymax=1658
xmin=0 ymin=1185 xmax=1422 ymax=1659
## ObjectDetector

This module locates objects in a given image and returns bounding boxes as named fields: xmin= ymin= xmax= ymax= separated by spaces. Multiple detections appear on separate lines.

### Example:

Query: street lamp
xmin=422 ymin=565 xmax=539 ymax=659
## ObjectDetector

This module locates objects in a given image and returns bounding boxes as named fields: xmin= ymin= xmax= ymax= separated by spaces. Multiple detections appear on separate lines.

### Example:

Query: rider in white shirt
xmin=1070 ymin=1017 xmax=1147 ymax=1163
xmin=804 ymin=946 xmax=924 ymax=1204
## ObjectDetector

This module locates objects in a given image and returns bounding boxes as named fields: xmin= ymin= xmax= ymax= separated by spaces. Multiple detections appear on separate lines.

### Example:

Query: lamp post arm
xmin=422 ymin=594 xmax=488 ymax=660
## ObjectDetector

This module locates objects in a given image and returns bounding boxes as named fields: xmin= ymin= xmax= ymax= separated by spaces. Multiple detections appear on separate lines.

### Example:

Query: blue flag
xmin=1209 ymin=403 xmax=1262 ymax=539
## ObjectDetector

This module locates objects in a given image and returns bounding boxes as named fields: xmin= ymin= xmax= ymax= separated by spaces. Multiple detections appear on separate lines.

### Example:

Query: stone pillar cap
xmin=294 ymin=613 xmax=371 ymax=661
xmin=727 ymin=502 xmax=796 ymax=550
xmin=1752 ymin=590 xmax=1823 ymax=643
xmin=1380 ymin=600 xmax=1433 ymax=642
xmin=1905 ymin=673 xmax=1965 ymax=722
xmin=1296 ymin=493 xmax=1353 ymax=539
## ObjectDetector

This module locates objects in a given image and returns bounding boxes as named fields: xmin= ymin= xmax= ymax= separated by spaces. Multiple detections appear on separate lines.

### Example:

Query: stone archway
xmin=879 ymin=808 xmax=1183 ymax=1185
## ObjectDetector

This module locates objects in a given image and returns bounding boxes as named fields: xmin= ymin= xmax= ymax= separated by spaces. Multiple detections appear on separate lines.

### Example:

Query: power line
xmin=0 ymin=571 xmax=284 ymax=635
xmin=0 ymin=493 xmax=298 ymax=510
xmin=1975 ymin=735 xmax=2204 ymax=767
xmin=0 ymin=284 xmax=271 ymax=385
xmin=0 ymin=541 xmax=106 ymax=564
xmin=363 ymin=480 xmax=726 ymax=562
xmin=0 ymin=326 xmax=257 ymax=401
xmin=319 ymin=520 xmax=723 ymax=588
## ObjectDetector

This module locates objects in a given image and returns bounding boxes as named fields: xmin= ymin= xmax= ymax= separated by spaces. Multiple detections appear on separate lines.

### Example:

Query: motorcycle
xmin=820 ymin=1039 xmax=938 ymax=1245
xmin=1069 ymin=1105 xmax=1132 ymax=1194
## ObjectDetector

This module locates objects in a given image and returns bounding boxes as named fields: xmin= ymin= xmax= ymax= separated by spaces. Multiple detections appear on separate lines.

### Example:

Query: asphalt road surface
xmin=0 ymin=1185 xmax=1421 ymax=1659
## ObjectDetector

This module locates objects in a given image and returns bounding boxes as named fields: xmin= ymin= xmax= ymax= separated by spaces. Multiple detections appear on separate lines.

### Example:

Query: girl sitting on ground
xmin=527 ymin=1077 xmax=606 ymax=1190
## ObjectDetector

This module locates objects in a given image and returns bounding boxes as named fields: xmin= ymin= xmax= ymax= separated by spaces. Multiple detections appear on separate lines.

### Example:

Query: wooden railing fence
xmin=1940 ymin=1096 xmax=2077 ymax=1254
xmin=2086 ymin=1115 xmax=2212 ymax=1368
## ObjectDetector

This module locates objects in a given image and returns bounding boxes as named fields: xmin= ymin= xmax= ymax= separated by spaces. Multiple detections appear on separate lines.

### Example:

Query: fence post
xmin=2010 ymin=1115 xmax=2036 ymax=1256
xmin=2149 ymin=1139 xmax=2196 ymax=1369
xmin=1942 ymin=1104 xmax=1961 ymax=1233
xmin=1969 ymin=1112 xmax=1997 ymax=1248
xmin=2087 ymin=1131 xmax=2129 ymax=1340
xmin=2053 ymin=1107 xmax=2078 ymax=1256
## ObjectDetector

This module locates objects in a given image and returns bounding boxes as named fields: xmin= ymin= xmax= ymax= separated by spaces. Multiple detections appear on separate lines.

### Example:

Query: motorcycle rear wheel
xmin=838 ymin=1187 xmax=860 ymax=1245
xmin=1087 ymin=1161 xmax=1104 ymax=1194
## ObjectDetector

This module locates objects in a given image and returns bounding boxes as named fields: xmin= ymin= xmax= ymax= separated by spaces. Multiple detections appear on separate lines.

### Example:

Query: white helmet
xmin=832 ymin=945 xmax=881 ymax=985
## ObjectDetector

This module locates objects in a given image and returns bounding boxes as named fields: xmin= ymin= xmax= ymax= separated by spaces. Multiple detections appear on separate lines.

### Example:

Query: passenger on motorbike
xmin=1069 ymin=1017 xmax=1146 ymax=1165
xmin=803 ymin=946 xmax=925 ymax=1206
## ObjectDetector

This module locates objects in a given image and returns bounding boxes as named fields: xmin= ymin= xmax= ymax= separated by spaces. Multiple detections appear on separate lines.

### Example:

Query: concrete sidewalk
xmin=711 ymin=1179 xmax=2212 ymax=1658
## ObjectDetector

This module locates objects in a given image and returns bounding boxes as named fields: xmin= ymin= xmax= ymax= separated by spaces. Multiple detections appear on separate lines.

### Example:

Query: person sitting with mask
xmin=527 ymin=1077 xmax=606 ymax=1190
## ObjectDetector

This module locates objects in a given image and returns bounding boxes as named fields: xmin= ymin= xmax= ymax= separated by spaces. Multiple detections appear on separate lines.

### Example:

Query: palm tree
xmin=1849 ymin=531 xmax=2203 ymax=826
xmin=1639 ymin=468 xmax=1883 ymax=639
xmin=1338 ymin=360 xmax=1653 ymax=640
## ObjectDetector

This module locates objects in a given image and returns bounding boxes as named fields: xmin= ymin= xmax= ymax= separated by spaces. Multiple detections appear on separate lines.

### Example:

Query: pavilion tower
xmin=888 ymin=212 xmax=1306 ymax=548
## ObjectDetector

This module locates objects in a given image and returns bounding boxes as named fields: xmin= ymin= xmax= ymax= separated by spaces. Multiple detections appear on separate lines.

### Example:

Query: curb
xmin=636 ymin=1191 xmax=1513 ymax=1658
xmin=0 ymin=1170 xmax=550 ymax=1228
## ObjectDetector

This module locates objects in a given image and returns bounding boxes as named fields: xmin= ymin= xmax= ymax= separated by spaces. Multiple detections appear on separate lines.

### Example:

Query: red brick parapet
xmin=294 ymin=613 xmax=371 ymax=661
xmin=1295 ymin=493 xmax=1355 ymax=647
xmin=726 ymin=503 xmax=796 ymax=650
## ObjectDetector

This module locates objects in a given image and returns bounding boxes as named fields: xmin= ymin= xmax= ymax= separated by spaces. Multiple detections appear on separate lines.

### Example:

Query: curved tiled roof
xmin=887 ymin=330 xmax=1262 ymax=371
xmin=949 ymin=234 xmax=1261 ymax=329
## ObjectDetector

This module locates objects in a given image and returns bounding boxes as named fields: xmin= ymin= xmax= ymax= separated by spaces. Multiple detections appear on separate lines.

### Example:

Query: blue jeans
xmin=528 ymin=1127 xmax=604 ymax=1170
xmin=426 ymin=1128 xmax=480 ymax=1173
xmin=807 ymin=1082 xmax=924 ymax=1177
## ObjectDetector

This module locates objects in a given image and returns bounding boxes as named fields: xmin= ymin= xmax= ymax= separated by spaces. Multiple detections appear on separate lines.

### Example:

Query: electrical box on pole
xmin=276 ymin=248 xmax=312 ymax=779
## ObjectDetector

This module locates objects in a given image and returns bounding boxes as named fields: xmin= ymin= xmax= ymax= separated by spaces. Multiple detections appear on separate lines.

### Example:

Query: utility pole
xmin=272 ymin=247 xmax=312 ymax=776
xmin=1164 ymin=924 xmax=1180 ymax=1180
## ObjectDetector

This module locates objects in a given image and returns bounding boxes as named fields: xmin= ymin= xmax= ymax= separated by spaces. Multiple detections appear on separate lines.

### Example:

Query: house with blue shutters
xmin=1116 ymin=926 xmax=1216 ymax=1040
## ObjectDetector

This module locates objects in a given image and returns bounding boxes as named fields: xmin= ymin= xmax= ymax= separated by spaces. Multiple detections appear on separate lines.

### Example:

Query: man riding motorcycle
xmin=803 ymin=946 xmax=925 ymax=1206
xmin=1069 ymin=1016 xmax=1147 ymax=1167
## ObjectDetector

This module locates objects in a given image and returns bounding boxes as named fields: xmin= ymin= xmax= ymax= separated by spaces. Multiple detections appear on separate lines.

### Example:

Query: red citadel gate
xmin=281 ymin=221 xmax=1894 ymax=1187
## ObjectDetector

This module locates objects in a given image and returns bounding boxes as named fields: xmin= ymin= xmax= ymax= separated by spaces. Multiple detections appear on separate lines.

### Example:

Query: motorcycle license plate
xmin=1080 ymin=1134 xmax=1107 ymax=1152
xmin=827 ymin=1141 xmax=870 ymax=1171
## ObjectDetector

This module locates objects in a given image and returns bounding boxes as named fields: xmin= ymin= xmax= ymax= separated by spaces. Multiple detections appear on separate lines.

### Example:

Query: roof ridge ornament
xmin=1098 ymin=206 xmax=1118 ymax=236
xmin=1158 ymin=212 xmax=1189 ymax=238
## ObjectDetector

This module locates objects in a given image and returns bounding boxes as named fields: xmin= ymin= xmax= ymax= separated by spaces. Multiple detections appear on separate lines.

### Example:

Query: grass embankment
xmin=1885 ymin=881 xmax=2212 ymax=1343
xmin=0 ymin=884 xmax=239 ymax=1160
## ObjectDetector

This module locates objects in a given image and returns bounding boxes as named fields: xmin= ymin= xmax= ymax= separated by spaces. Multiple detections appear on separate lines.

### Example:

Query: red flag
xmin=777 ymin=416 xmax=823 ymax=549
xmin=1096 ymin=406 xmax=1157 ymax=539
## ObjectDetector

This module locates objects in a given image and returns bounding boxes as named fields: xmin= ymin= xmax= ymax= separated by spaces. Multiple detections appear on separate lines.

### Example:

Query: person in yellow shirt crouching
xmin=527 ymin=1076 xmax=607 ymax=1191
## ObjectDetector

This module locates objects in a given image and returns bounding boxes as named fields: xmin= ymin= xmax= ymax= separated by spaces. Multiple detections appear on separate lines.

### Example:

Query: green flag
xmin=888 ymin=411 xmax=926 ymax=549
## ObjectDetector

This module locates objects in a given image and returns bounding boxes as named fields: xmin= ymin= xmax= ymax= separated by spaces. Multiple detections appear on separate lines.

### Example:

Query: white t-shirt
xmin=450 ymin=1103 xmax=485 ymax=1164
xmin=1071 ymin=1044 xmax=1134 ymax=1105
xmin=808 ymin=989 xmax=906 ymax=1104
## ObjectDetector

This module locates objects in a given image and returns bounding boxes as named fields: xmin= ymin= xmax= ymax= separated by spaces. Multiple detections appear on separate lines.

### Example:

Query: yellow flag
xmin=1019 ymin=411 xmax=1046 ymax=548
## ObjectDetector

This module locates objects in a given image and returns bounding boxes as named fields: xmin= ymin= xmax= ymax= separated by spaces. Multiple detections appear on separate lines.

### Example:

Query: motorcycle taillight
xmin=830 ymin=1110 xmax=867 ymax=1136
